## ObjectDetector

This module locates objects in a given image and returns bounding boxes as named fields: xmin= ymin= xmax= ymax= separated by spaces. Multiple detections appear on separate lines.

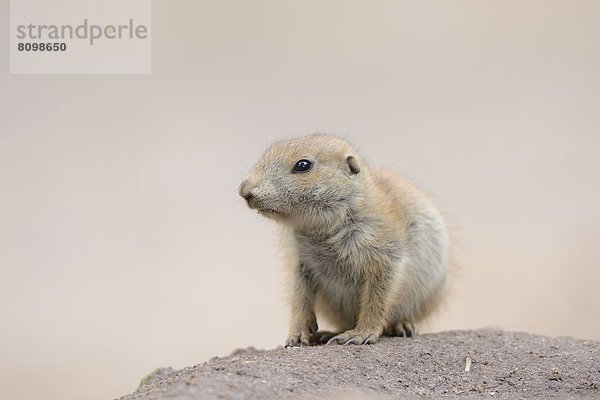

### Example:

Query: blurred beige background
xmin=1 ymin=1 xmax=599 ymax=399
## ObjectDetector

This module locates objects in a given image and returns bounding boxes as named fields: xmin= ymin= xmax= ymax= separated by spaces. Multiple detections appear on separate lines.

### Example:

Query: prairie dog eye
xmin=292 ymin=159 xmax=312 ymax=173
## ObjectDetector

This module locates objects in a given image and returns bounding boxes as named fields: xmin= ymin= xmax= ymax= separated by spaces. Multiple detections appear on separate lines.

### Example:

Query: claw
xmin=326 ymin=336 xmax=340 ymax=345
xmin=363 ymin=334 xmax=377 ymax=344
xmin=326 ymin=329 xmax=380 ymax=345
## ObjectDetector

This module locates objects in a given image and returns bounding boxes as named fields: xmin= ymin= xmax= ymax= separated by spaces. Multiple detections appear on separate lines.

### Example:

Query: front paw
xmin=285 ymin=329 xmax=311 ymax=347
xmin=327 ymin=329 xmax=380 ymax=345
xmin=285 ymin=315 xmax=318 ymax=347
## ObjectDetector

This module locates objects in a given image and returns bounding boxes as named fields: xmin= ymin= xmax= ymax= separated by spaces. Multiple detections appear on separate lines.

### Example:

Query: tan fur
xmin=239 ymin=134 xmax=450 ymax=346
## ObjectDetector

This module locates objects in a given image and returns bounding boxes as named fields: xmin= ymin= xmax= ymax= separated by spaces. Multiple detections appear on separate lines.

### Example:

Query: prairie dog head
xmin=239 ymin=134 xmax=364 ymax=231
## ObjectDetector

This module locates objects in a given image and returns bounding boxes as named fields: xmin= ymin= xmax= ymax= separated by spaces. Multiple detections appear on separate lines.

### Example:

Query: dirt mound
xmin=118 ymin=330 xmax=599 ymax=399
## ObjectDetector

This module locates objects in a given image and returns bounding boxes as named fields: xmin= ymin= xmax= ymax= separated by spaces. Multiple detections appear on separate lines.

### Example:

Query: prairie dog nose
xmin=239 ymin=180 xmax=255 ymax=201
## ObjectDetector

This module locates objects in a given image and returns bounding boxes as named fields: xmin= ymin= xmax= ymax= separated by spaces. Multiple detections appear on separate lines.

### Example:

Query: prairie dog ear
xmin=345 ymin=155 xmax=361 ymax=174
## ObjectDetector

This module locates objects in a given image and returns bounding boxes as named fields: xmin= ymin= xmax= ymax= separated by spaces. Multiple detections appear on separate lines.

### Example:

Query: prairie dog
xmin=239 ymin=134 xmax=450 ymax=346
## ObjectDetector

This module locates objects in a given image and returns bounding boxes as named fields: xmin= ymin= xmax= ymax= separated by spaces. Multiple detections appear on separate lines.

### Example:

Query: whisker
xmin=276 ymin=225 xmax=287 ymax=255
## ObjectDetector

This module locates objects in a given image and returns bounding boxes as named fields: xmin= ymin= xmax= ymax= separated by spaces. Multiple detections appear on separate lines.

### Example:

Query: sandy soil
xmin=118 ymin=330 xmax=599 ymax=399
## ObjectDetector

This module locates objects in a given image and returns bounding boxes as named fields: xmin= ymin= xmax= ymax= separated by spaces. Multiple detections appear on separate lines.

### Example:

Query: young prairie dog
xmin=239 ymin=134 xmax=450 ymax=346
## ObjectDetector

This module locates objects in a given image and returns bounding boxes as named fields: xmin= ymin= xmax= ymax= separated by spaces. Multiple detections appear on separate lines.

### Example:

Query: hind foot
xmin=309 ymin=331 xmax=338 ymax=345
xmin=393 ymin=321 xmax=416 ymax=338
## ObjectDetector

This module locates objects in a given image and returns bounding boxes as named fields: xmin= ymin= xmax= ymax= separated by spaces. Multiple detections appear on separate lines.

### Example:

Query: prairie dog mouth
xmin=256 ymin=206 xmax=288 ymax=220
xmin=258 ymin=208 xmax=281 ymax=215
xmin=247 ymin=198 xmax=283 ymax=215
